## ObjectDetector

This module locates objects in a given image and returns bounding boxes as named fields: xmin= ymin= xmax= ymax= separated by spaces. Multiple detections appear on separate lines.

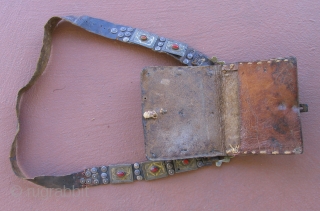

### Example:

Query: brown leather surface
xmin=142 ymin=66 xmax=225 ymax=160
xmin=238 ymin=58 xmax=302 ymax=154
xmin=142 ymin=58 xmax=303 ymax=159
xmin=1 ymin=1 xmax=317 ymax=210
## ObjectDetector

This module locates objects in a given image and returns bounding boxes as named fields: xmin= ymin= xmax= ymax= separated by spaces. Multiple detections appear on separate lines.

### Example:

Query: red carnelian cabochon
xmin=116 ymin=171 xmax=126 ymax=178
xmin=182 ymin=159 xmax=189 ymax=165
xmin=171 ymin=43 xmax=179 ymax=50
xmin=150 ymin=166 xmax=159 ymax=173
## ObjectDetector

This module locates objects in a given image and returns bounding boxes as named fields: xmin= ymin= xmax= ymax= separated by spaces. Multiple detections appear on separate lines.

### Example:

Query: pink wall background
xmin=1 ymin=0 xmax=319 ymax=210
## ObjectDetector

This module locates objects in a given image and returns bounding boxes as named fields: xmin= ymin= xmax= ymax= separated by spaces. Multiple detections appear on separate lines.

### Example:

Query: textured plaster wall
xmin=1 ymin=0 xmax=319 ymax=210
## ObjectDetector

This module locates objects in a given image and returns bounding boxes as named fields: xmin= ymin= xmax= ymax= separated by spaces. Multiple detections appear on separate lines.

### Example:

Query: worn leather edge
xmin=10 ymin=16 xmax=62 ymax=181
xmin=221 ymin=68 xmax=241 ymax=155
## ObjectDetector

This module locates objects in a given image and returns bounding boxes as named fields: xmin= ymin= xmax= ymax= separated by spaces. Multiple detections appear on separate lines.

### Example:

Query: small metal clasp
xmin=215 ymin=157 xmax=232 ymax=167
xmin=299 ymin=104 xmax=308 ymax=112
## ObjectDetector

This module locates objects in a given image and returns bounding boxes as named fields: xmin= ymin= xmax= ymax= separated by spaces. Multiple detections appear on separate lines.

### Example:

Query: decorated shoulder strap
xmin=10 ymin=16 xmax=225 ymax=189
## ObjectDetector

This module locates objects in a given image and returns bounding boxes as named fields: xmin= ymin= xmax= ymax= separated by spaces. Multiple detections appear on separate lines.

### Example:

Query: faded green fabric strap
xmin=10 ymin=16 xmax=218 ymax=189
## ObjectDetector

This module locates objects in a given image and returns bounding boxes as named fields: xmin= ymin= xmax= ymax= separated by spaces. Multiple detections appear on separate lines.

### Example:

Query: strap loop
xmin=10 ymin=16 xmax=216 ymax=189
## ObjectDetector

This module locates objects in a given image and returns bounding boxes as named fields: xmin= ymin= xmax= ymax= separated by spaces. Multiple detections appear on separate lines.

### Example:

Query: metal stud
xmin=197 ymin=161 xmax=204 ymax=167
xmin=163 ymin=40 xmax=187 ymax=56
xmin=155 ymin=46 xmax=161 ymax=51
xmin=118 ymin=32 xmax=124 ymax=38
xmin=109 ymin=164 xmax=133 ymax=183
xmin=174 ymin=159 xmax=198 ymax=173
xmin=166 ymin=163 xmax=173 ymax=169
xmin=131 ymin=29 xmax=158 ymax=48
xmin=85 ymin=170 xmax=91 ymax=177
xmin=187 ymin=53 xmax=193 ymax=59
xmin=136 ymin=175 xmax=143 ymax=181
xmin=141 ymin=161 xmax=168 ymax=180
xmin=101 ymin=166 xmax=107 ymax=172
xmin=183 ymin=59 xmax=189 ymax=64
xmin=133 ymin=163 xmax=140 ymax=169
xmin=85 ymin=178 xmax=92 ymax=184
xmin=79 ymin=178 xmax=85 ymax=184
xmin=168 ymin=169 xmax=175 ymax=175
xmin=102 ymin=178 xmax=109 ymax=184
xmin=158 ymin=42 xmax=164 ymax=47
xmin=92 ymin=173 xmax=98 ymax=179
xmin=123 ymin=37 xmax=129 ymax=42
xmin=120 ymin=27 xmax=126 ymax=32
xmin=159 ymin=37 xmax=166 ymax=42
xmin=93 ymin=179 xmax=99 ymax=185
xmin=91 ymin=167 xmax=98 ymax=174
xmin=134 ymin=170 xmax=140 ymax=176
xmin=111 ymin=28 xmax=118 ymax=34
xmin=127 ymin=27 xmax=134 ymax=32
xmin=125 ymin=32 xmax=131 ymax=37
xmin=101 ymin=173 xmax=107 ymax=178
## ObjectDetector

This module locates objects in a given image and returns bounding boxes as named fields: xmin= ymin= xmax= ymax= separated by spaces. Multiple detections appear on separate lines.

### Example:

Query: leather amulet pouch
xmin=10 ymin=16 xmax=308 ymax=189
